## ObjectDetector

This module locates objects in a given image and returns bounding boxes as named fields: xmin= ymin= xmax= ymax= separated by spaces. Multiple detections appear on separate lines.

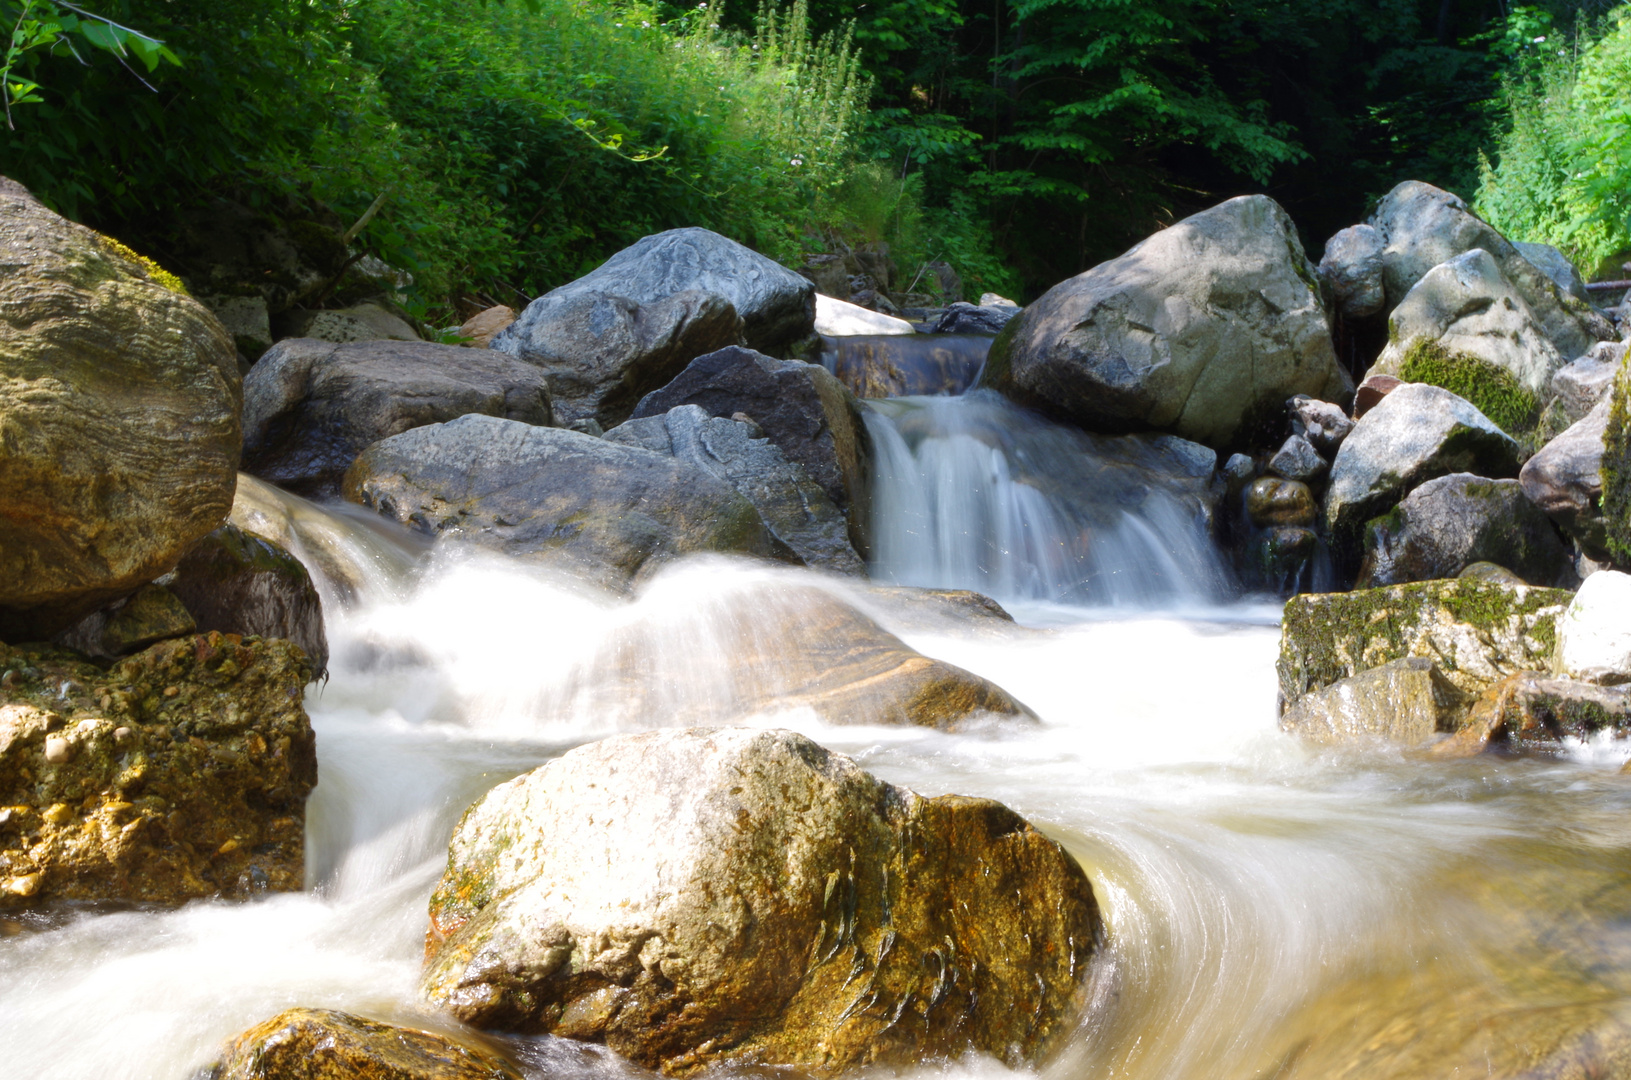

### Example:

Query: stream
xmin=5 ymin=354 xmax=1631 ymax=1079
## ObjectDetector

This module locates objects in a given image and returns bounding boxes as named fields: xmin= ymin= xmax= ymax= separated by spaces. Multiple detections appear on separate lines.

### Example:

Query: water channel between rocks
xmin=6 ymin=372 xmax=1631 ymax=1080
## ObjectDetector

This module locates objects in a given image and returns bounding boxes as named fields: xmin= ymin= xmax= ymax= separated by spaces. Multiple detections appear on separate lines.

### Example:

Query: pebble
xmin=43 ymin=735 xmax=72 ymax=764
xmin=3 ymin=873 xmax=41 ymax=898
xmin=41 ymin=803 xmax=72 ymax=826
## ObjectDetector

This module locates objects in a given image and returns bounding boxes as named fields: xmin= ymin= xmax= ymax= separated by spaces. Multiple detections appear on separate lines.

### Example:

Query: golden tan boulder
xmin=457 ymin=304 xmax=515 ymax=348
xmin=0 ymin=632 xmax=315 ymax=907
xmin=0 ymin=178 xmax=240 ymax=637
xmin=422 ymin=728 xmax=1098 ymax=1076
xmin=203 ymin=1008 xmax=522 ymax=1080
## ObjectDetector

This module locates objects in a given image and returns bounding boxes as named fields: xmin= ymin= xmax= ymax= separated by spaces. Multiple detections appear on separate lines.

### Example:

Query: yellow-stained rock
xmin=203 ymin=1008 xmax=522 ymax=1080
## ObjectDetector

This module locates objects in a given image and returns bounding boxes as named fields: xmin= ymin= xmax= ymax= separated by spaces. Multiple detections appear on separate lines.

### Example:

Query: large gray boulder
xmin=982 ymin=195 xmax=1352 ymax=449
xmin=1357 ymin=473 xmax=1575 ymax=588
xmin=606 ymin=406 xmax=864 ymax=575
xmin=1325 ymin=383 xmax=1521 ymax=535
xmin=1515 ymin=240 xmax=1590 ymax=302
xmin=1552 ymin=341 xmax=1625 ymax=423
xmin=0 ymin=178 xmax=241 ymax=638
xmin=1520 ymin=401 xmax=1611 ymax=558
xmin=421 ymin=727 xmax=1098 ymax=1074
xmin=343 ymin=415 xmax=787 ymax=590
xmin=242 ymin=338 xmax=554 ymax=498
xmin=1371 ymin=249 xmax=1564 ymax=396
xmin=1367 ymin=181 xmax=1613 ymax=358
xmin=1319 ymin=223 xmax=1386 ymax=319
xmin=632 ymin=347 xmax=873 ymax=553
xmin=489 ymin=288 xmax=741 ymax=429
xmin=519 ymin=227 xmax=815 ymax=355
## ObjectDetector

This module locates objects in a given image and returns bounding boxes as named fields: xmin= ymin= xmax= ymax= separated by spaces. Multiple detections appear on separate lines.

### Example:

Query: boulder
xmin=1324 ymin=383 xmax=1521 ymax=536
xmin=54 ymin=584 xmax=197 ymax=660
xmin=420 ymin=728 xmax=1098 ymax=1074
xmin=1456 ymin=671 xmax=1631 ymax=751
xmin=0 ymin=178 xmax=241 ymax=638
xmin=1357 ymin=473 xmax=1576 ymax=588
xmin=1319 ymin=223 xmax=1386 ymax=318
xmin=1267 ymin=434 xmax=1327 ymax=482
xmin=931 ymin=302 xmax=1019 ymax=335
xmin=1372 ymin=249 xmax=1563 ymax=404
xmin=242 ymin=337 xmax=555 ymax=499
xmin=605 ymin=407 xmax=863 ymax=575
xmin=1520 ymin=401 xmax=1611 ymax=558
xmin=167 ymin=523 xmax=328 ymax=676
xmin=814 ymin=294 xmax=915 ymax=336
xmin=1277 ymin=578 xmax=1574 ymax=706
xmin=0 ymin=632 xmax=315 ymax=906
xmin=525 ymin=227 xmax=816 ymax=355
xmin=1280 ymin=657 xmax=1471 ymax=746
xmin=1366 ymin=181 xmax=1612 ymax=358
xmin=200 ymin=295 xmax=275 ymax=361
xmin=1555 ymin=570 xmax=1631 ymax=686
xmin=1246 ymin=478 xmax=1318 ymax=528
xmin=980 ymin=293 xmax=1020 ymax=308
xmin=631 ymin=347 xmax=873 ymax=552
xmin=1515 ymin=240 xmax=1590 ymax=302
xmin=1459 ymin=561 xmax=1530 ymax=587
xmin=278 ymin=303 xmax=420 ymax=344
xmin=1288 ymin=395 xmax=1355 ymax=455
xmin=554 ymin=582 xmax=1034 ymax=730
xmin=489 ymin=288 xmax=740 ymax=429
xmin=1551 ymin=341 xmax=1624 ymax=423
xmin=981 ymin=195 xmax=1352 ymax=449
xmin=344 ymin=415 xmax=786 ymax=591
xmin=203 ymin=1008 xmax=524 ymax=1080
xmin=456 ymin=304 xmax=515 ymax=348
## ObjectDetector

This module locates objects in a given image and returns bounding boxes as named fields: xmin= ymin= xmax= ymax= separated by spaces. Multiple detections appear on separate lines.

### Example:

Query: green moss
xmin=1397 ymin=338 xmax=1539 ymax=436
xmin=1604 ymin=351 xmax=1631 ymax=566
xmin=96 ymin=235 xmax=189 ymax=295
xmin=978 ymin=307 xmax=1023 ymax=390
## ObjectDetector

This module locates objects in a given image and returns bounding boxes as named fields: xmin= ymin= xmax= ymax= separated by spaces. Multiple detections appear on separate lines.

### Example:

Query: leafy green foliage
xmin=1 ymin=0 xmax=177 ymax=128
xmin=1397 ymin=338 xmax=1541 ymax=436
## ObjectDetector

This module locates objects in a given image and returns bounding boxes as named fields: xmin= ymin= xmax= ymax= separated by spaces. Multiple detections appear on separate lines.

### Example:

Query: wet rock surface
xmin=1456 ymin=671 xmax=1631 ymax=751
xmin=821 ymin=334 xmax=990 ymax=398
xmin=1278 ymin=579 xmax=1574 ymax=706
xmin=202 ymin=1008 xmax=523 ymax=1080
xmin=632 ymin=346 xmax=873 ymax=551
xmin=0 ymin=632 xmax=315 ymax=907
xmin=421 ymin=727 xmax=1098 ymax=1075
xmin=1324 ymin=383 xmax=1521 ymax=536
xmin=524 ymin=227 xmax=815 ymax=355
xmin=1246 ymin=478 xmax=1318 ymax=528
xmin=345 ymin=415 xmax=787 ymax=590
xmin=490 ymin=288 xmax=740 ymax=429
xmin=605 ymin=406 xmax=864 ymax=575
xmin=168 ymin=523 xmax=328 ymax=676
xmin=982 ymin=194 xmax=1351 ymax=449
xmin=242 ymin=338 xmax=554 ymax=499
xmin=1280 ymin=657 xmax=1472 ymax=746
xmin=1357 ymin=473 xmax=1576 ymax=588
xmin=0 ymin=177 xmax=241 ymax=637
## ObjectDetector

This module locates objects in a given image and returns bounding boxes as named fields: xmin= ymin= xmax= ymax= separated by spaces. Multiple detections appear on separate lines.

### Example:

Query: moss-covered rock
xmin=422 ymin=728 xmax=1098 ymax=1076
xmin=1278 ymin=579 xmax=1574 ymax=707
xmin=201 ymin=1008 xmax=523 ymax=1080
xmin=1603 ymin=349 xmax=1631 ymax=566
xmin=1393 ymin=339 xmax=1539 ymax=437
xmin=0 ymin=632 xmax=315 ymax=907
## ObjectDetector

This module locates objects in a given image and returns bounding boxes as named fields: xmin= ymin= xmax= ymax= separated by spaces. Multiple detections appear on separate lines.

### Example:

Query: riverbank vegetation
xmin=1 ymin=0 xmax=1626 ymax=311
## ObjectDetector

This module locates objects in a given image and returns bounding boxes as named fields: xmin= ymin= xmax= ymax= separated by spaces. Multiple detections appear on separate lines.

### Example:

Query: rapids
xmin=6 ymin=399 xmax=1631 ymax=1080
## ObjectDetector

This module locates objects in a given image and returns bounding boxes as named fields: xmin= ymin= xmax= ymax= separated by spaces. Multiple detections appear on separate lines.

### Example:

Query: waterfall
xmin=865 ymin=390 xmax=1234 ymax=609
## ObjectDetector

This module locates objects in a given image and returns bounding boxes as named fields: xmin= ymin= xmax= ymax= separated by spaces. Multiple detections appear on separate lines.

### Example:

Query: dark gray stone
xmin=242 ymin=338 xmax=554 ymax=498
xmin=1358 ymin=473 xmax=1576 ymax=588
xmin=1267 ymin=434 xmax=1327 ymax=482
xmin=931 ymin=302 xmax=1017 ymax=335
xmin=1319 ymin=224 xmax=1386 ymax=318
xmin=1288 ymin=394 xmax=1355 ymax=456
xmin=1520 ymin=400 xmax=1611 ymax=558
xmin=488 ymin=288 xmax=739 ymax=429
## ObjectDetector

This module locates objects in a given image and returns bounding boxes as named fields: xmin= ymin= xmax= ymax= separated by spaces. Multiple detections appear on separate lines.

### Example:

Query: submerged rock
xmin=1280 ymin=657 xmax=1472 ymax=746
xmin=605 ymin=406 xmax=863 ymax=575
xmin=242 ymin=338 xmax=554 ymax=499
xmin=522 ymin=227 xmax=815 ymax=355
xmin=203 ymin=1008 xmax=523 ymax=1080
xmin=1278 ymin=579 xmax=1573 ymax=706
xmin=982 ymin=194 xmax=1351 ymax=449
xmin=1324 ymin=383 xmax=1520 ymax=536
xmin=421 ymin=727 xmax=1098 ymax=1075
xmin=490 ymin=288 xmax=741 ymax=429
xmin=0 ymin=177 xmax=241 ymax=638
xmin=1357 ymin=474 xmax=1575 ymax=588
xmin=1520 ymin=401 xmax=1611 ymax=559
xmin=1555 ymin=570 xmax=1631 ymax=686
xmin=0 ymin=632 xmax=315 ymax=907
xmin=821 ymin=334 xmax=990 ymax=399
xmin=345 ymin=415 xmax=786 ymax=590
xmin=632 ymin=346 xmax=873 ymax=552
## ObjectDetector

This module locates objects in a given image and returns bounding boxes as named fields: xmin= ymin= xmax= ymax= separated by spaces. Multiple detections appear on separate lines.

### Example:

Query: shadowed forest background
xmin=3 ymin=0 xmax=1630 ymax=315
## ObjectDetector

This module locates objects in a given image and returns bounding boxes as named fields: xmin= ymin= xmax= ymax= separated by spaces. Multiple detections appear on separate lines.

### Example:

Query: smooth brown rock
xmin=457 ymin=305 xmax=516 ymax=348
xmin=0 ymin=178 xmax=241 ymax=636
xmin=1246 ymin=477 xmax=1318 ymax=528
xmin=204 ymin=1008 xmax=523 ymax=1080
xmin=1353 ymin=372 xmax=1403 ymax=418
xmin=421 ymin=728 xmax=1098 ymax=1076
xmin=0 ymin=632 xmax=315 ymax=907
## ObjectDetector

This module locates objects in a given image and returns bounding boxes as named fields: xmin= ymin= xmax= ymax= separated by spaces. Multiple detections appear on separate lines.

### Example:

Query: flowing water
xmin=6 ymin=398 xmax=1631 ymax=1080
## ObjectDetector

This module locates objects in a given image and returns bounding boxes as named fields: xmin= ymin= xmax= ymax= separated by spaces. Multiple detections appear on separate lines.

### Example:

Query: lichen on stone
xmin=95 ymin=234 xmax=189 ymax=295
